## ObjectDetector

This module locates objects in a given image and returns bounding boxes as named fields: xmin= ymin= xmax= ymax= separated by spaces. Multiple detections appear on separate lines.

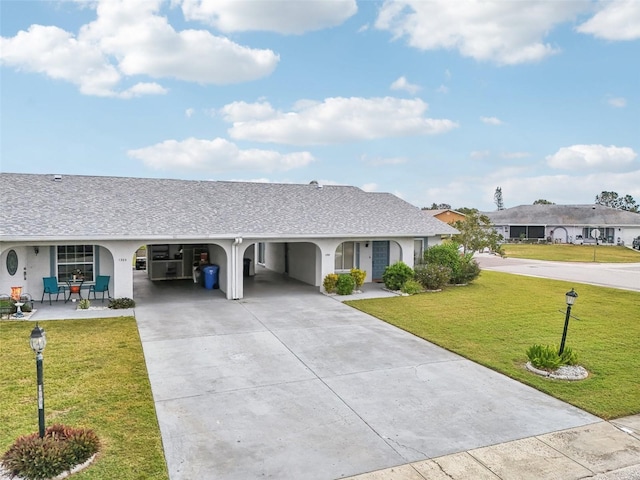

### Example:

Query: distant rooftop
xmin=483 ymin=204 xmax=640 ymax=226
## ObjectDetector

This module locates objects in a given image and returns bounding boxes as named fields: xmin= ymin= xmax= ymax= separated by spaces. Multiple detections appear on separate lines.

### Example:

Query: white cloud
xmin=127 ymin=137 xmax=315 ymax=172
xmin=481 ymin=116 xmax=503 ymax=126
xmin=577 ymin=0 xmax=640 ymax=41
xmin=607 ymin=96 xmax=627 ymax=108
xmin=179 ymin=0 xmax=357 ymax=34
xmin=546 ymin=144 xmax=637 ymax=171
xmin=0 ymin=24 xmax=124 ymax=97
xmin=436 ymin=84 xmax=449 ymax=94
xmin=0 ymin=0 xmax=279 ymax=97
xmin=375 ymin=0 xmax=588 ymax=65
xmin=390 ymin=76 xmax=421 ymax=94
xmin=220 ymin=101 xmax=277 ymax=122
xmin=185 ymin=108 xmax=195 ymax=118
xmin=119 ymin=82 xmax=168 ymax=99
xmin=82 ymin=0 xmax=279 ymax=84
xmin=225 ymin=97 xmax=458 ymax=145
xmin=361 ymin=183 xmax=378 ymax=192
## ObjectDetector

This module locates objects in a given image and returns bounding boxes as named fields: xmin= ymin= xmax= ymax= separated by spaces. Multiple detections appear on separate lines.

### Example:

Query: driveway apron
xmin=134 ymin=275 xmax=599 ymax=480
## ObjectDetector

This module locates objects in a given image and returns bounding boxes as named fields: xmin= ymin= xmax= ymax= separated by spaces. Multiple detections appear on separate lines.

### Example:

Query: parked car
xmin=135 ymin=256 xmax=147 ymax=270
xmin=633 ymin=236 xmax=640 ymax=250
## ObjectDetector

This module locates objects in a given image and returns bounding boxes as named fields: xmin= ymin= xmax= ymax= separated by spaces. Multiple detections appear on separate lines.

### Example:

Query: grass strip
xmin=347 ymin=271 xmax=640 ymax=420
xmin=0 ymin=317 xmax=168 ymax=479
xmin=502 ymin=244 xmax=640 ymax=263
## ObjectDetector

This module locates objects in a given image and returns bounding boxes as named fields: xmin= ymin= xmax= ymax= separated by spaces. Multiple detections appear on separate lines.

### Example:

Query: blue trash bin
xmin=202 ymin=265 xmax=219 ymax=290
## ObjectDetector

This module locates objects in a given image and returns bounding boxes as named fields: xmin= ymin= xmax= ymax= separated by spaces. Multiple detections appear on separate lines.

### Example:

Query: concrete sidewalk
xmin=345 ymin=415 xmax=640 ymax=479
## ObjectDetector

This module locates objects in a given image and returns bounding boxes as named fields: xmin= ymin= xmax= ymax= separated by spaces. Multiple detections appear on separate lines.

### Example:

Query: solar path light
xmin=559 ymin=288 xmax=578 ymax=356
xmin=29 ymin=324 xmax=47 ymax=438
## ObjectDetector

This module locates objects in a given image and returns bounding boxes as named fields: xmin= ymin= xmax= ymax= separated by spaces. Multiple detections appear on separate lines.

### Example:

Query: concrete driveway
xmin=134 ymin=271 xmax=599 ymax=480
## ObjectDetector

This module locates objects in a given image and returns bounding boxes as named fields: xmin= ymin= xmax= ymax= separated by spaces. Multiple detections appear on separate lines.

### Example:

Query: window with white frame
xmin=414 ymin=239 xmax=424 ymax=264
xmin=57 ymin=245 xmax=94 ymax=282
xmin=334 ymin=242 xmax=354 ymax=270
xmin=258 ymin=242 xmax=265 ymax=264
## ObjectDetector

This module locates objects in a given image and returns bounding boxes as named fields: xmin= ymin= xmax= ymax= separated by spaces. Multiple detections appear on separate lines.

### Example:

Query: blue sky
xmin=1 ymin=0 xmax=638 ymax=211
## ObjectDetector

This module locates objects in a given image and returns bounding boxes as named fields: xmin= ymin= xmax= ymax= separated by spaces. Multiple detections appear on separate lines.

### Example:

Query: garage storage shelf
xmin=147 ymin=244 xmax=209 ymax=281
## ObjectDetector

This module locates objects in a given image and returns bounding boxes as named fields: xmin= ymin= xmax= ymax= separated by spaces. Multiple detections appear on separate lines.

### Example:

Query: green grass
xmin=0 ymin=317 xmax=168 ymax=479
xmin=347 ymin=271 xmax=640 ymax=419
xmin=503 ymin=243 xmax=640 ymax=263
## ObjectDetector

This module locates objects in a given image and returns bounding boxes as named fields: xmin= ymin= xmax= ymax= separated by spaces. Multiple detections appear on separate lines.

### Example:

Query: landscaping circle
xmin=525 ymin=362 xmax=589 ymax=381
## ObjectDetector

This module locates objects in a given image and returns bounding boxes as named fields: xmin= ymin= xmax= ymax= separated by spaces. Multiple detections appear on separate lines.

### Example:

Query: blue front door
xmin=372 ymin=241 xmax=389 ymax=282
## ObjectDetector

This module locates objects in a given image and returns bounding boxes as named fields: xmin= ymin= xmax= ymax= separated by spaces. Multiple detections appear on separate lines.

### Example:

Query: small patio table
xmin=65 ymin=279 xmax=84 ymax=303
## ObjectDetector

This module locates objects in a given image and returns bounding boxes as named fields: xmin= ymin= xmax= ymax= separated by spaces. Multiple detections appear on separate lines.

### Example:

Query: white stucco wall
xmin=286 ymin=242 xmax=318 ymax=285
xmin=0 ymin=243 xmax=119 ymax=302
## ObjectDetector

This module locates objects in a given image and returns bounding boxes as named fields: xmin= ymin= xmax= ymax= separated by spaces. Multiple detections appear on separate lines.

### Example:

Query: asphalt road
xmin=474 ymin=253 xmax=640 ymax=292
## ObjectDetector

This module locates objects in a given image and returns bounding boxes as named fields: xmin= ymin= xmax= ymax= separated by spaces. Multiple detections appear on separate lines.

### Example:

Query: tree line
xmin=423 ymin=190 xmax=638 ymax=213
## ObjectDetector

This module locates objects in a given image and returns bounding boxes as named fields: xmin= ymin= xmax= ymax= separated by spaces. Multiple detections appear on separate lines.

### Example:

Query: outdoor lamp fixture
xmin=29 ymin=324 xmax=47 ymax=438
xmin=33 ymin=246 xmax=39 ymax=256
xmin=559 ymin=288 xmax=578 ymax=356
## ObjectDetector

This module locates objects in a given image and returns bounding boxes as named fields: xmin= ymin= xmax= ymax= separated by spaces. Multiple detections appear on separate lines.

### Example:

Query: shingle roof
xmin=483 ymin=204 xmax=640 ymax=226
xmin=1 ymin=173 xmax=458 ymax=240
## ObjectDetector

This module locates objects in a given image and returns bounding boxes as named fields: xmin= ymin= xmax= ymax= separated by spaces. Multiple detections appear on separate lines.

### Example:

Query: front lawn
xmin=0 ymin=317 xmax=168 ymax=479
xmin=503 ymin=243 xmax=640 ymax=262
xmin=346 ymin=271 xmax=640 ymax=419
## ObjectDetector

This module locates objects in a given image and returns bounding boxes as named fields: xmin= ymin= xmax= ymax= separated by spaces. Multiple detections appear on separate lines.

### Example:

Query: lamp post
xmin=29 ymin=324 xmax=47 ymax=438
xmin=559 ymin=288 xmax=578 ymax=356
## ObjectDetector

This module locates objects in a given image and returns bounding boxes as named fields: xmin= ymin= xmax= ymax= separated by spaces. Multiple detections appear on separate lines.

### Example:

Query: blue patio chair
xmin=41 ymin=277 xmax=66 ymax=305
xmin=88 ymin=275 xmax=110 ymax=302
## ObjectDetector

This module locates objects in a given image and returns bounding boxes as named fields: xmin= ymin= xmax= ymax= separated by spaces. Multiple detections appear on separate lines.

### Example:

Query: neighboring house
xmin=423 ymin=209 xmax=466 ymax=225
xmin=1 ymin=173 xmax=458 ymax=301
xmin=483 ymin=204 xmax=640 ymax=245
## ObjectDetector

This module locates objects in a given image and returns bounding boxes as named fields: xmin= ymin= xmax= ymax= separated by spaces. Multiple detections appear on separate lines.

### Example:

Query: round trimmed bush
xmin=451 ymin=255 xmax=481 ymax=284
xmin=414 ymin=264 xmax=451 ymax=290
xmin=323 ymin=273 xmax=339 ymax=293
xmin=382 ymin=262 xmax=414 ymax=291
xmin=336 ymin=274 xmax=356 ymax=295
xmin=401 ymin=279 xmax=423 ymax=295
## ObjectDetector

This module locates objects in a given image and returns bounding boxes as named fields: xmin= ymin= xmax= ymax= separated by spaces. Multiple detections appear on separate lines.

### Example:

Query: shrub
xmin=423 ymin=243 xmax=462 ymax=282
xmin=401 ymin=279 xmax=423 ymax=295
xmin=349 ymin=268 xmax=366 ymax=289
xmin=336 ymin=274 xmax=356 ymax=295
xmin=450 ymin=254 xmax=481 ymax=284
xmin=108 ymin=297 xmax=135 ymax=309
xmin=414 ymin=264 xmax=451 ymax=290
xmin=1 ymin=424 xmax=100 ymax=480
xmin=423 ymin=243 xmax=482 ymax=285
xmin=382 ymin=262 xmax=414 ymax=291
xmin=323 ymin=273 xmax=339 ymax=293
xmin=526 ymin=344 xmax=579 ymax=371
xmin=78 ymin=299 xmax=91 ymax=310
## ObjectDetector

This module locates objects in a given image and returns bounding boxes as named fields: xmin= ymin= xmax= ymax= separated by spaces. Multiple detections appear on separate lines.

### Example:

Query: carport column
xmin=230 ymin=238 xmax=244 ymax=300
xmin=316 ymin=240 xmax=343 ymax=292
xmin=106 ymin=242 xmax=140 ymax=299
